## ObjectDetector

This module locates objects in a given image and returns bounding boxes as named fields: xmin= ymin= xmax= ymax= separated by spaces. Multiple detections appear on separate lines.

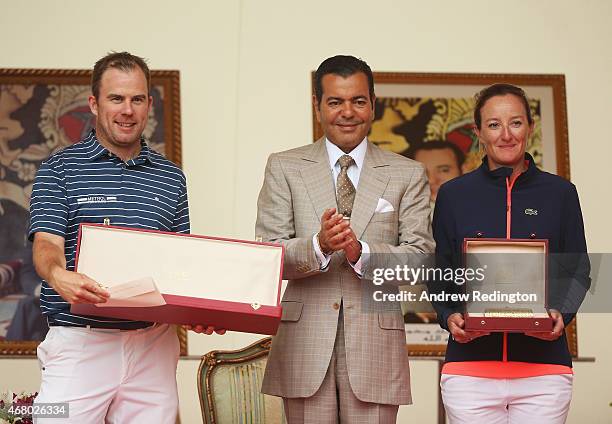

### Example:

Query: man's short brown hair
xmin=91 ymin=52 xmax=150 ymax=99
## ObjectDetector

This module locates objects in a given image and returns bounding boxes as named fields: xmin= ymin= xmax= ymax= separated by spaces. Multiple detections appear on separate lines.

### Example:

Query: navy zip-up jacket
xmin=430 ymin=153 xmax=590 ymax=366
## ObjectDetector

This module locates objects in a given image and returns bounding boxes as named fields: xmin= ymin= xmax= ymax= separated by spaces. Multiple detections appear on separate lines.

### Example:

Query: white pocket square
xmin=375 ymin=198 xmax=394 ymax=213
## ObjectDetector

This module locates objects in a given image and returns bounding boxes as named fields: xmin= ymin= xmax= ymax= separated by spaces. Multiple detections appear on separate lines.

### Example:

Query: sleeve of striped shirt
xmin=28 ymin=158 xmax=68 ymax=241
xmin=172 ymin=173 xmax=190 ymax=234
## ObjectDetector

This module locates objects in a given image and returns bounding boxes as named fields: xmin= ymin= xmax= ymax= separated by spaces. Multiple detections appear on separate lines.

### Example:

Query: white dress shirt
xmin=312 ymin=138 xmax=371 ymax=275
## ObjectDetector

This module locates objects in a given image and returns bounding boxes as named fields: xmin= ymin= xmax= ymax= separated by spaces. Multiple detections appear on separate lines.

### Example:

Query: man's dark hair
xmin=91 ymin=51 xmax=150 ymax=99
xmin=405 ymin=140 xmax=465 ymax=169
xmin=314 ymin=55 xmax=374 ymax=108
xmin=473 ymin=83 xmax=533 ymax=129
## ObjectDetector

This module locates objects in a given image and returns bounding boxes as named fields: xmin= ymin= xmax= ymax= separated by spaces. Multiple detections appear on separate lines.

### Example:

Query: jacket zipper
xmin=502 ymin=173 xmax=521 ymax=361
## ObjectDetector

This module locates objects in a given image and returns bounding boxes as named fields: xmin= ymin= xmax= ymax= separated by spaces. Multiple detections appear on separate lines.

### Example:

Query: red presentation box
xmin=462 ymin=238 xmax=553 ymax=333
xmin=71 ymin=224 xmax=284 ymax=335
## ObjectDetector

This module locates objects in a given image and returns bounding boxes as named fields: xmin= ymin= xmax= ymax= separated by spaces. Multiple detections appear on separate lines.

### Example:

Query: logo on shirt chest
xmin=76 ymin=196 xmax=118 ymax=205
xmin=524 ymin=208 xmax=538 ymax=216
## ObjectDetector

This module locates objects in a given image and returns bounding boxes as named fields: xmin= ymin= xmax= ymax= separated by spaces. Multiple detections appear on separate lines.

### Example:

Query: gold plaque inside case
xmin=464 ymin=239 xmax=548 ymax=316
xmin=484 ymin=308 xmax=534 ymax=318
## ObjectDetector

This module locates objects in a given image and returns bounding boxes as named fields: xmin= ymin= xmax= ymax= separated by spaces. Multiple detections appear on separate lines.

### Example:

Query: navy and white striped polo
xmin=29 ymin=130 xmax=190 ymax=329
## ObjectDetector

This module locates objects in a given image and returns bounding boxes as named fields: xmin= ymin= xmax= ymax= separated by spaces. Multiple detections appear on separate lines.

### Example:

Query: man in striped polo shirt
xmin=29 ymin=52 xmax=192 ymax=423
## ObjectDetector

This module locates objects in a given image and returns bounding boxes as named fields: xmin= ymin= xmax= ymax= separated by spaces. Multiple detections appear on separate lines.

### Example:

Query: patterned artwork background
xmin=369 ymin=96 xmax=543 ymax=172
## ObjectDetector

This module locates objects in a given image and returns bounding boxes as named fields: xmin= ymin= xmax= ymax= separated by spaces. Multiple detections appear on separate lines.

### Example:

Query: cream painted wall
xmin=1 ymin=0 xmax=611 ymax=422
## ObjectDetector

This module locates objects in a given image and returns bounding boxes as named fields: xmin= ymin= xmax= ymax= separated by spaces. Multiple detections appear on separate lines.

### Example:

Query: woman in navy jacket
xmin=430 ymin=83 xmax=590 ymax=424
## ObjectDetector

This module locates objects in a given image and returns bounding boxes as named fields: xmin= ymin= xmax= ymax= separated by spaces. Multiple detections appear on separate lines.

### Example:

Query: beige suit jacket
xmin=257 ymin=138 xmax=434 ymax=405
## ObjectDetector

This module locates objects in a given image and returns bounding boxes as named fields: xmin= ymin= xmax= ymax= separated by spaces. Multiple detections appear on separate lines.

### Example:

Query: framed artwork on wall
xmin=312 ymin=71 xmax=577 ymax=357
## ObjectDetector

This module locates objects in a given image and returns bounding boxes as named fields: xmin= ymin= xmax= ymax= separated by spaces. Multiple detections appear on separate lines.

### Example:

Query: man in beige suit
xmin=257 ymin=55 xmax=434 ymax=423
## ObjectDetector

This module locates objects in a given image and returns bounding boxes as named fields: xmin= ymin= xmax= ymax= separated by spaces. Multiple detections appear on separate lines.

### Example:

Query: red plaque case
xmin=462 ymin=238 xmax=553 ymax=332
xmin=71 ymin=224 xmax=284 ymax=335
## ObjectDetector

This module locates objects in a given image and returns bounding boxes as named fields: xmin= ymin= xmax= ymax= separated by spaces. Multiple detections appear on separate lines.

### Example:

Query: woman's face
xmin=475 ymin=94 xmax=533 ymax=171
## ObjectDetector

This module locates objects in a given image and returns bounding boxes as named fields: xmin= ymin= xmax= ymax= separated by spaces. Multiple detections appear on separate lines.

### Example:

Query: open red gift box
xmin=71 ymin=224 xmax=284 ymax=335
xmin=462 ymin=238 xmax=553 ymax=332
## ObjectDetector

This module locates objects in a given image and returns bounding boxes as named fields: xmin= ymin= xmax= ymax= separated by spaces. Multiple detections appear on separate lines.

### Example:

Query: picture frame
xmin=311 ymin=71 xmax=577 ymax=357
xmin=0 ymin=68 xmax=187 ymax=356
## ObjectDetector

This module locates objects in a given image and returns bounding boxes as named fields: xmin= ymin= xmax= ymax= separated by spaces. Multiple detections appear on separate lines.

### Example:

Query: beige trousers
xmin=283 ymin=308 xmax=399 ymax=424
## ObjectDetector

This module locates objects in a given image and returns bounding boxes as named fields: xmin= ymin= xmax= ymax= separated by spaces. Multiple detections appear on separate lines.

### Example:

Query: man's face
xmin=414 ymin=148 xmax=462 ymax=202
xmin=88 ymin=67 xmax=151 ymax=154
xmin=314 ymin=72 xmax=374 ymax=153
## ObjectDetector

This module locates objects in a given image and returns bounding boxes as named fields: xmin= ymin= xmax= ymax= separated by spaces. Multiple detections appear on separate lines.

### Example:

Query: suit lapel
xmin=351 ymin=142 xmax=390 ymax=239
xmin=300 ymin=138 xmax=337 ymax=221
